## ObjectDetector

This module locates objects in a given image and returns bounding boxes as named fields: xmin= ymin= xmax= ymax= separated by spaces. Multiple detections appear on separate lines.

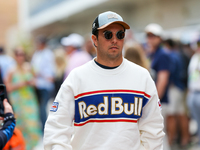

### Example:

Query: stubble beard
xmin=98 ymin=47 xmax=122 ymax=62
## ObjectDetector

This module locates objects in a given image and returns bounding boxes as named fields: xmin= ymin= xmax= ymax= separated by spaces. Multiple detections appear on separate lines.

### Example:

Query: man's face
xmin=146 ymin=32 xmax=161 ymax=52
xmin=64 ymin=45 xmax=75 ymax=55
xmin=92 ymin=23 xmax=125 ymax=61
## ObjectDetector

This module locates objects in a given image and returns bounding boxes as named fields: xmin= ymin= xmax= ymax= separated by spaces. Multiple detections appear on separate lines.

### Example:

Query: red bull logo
xmin=50 ymin=102 xmax=59 ymax=112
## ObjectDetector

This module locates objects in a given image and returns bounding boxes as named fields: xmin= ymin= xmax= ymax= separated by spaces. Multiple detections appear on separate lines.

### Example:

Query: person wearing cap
xmin=145 ymin=23 xmax=171 ymax=149
xmin=60 ymin=33 xmax=92 ymax=79
xmin=44 ymin=11 xmax=164 ymax=150
xmin=145 ymin=23 xmax=171 ymax=104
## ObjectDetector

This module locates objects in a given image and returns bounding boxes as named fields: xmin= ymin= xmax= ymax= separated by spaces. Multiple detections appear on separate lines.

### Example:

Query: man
xmin=31 ymin=36 xmax=55 ymax=132
xmin=44 ymin=11 xmax=164 ymax=150
xmin=145 ymin=23 xmax=171 ymax=150
xmin=61 ymin=33 xmax=92 ymax=79
xmin=163 ymin=39 xmax=189 ymax=147
xmin=145 ymin=23 xmax=171 ymax=104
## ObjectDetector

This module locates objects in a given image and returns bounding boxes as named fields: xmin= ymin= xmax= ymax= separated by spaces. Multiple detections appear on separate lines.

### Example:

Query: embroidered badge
xmin=50 ymin=102 xmax=59 ymax=112
xmin=107 ymin=14 xmax=118 ymax=19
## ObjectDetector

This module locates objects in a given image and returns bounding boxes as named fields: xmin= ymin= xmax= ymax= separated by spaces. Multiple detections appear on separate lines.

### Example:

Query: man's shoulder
xmin=125 ymin=59 xmax=149 ymax=73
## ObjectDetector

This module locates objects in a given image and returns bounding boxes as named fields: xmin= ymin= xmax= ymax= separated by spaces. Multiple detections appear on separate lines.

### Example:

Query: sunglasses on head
xmin=103 ymin=30 xmax=125 ymax=40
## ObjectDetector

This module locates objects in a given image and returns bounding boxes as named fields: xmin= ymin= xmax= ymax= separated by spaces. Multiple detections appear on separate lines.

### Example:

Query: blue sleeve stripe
xmin=2 ymin=122 xmax=16 ymax=142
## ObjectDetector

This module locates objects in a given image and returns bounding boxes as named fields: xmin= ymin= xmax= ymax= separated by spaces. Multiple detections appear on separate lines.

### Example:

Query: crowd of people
xmin=0 ymin=13 xmax=200 ymax=149
xmin=124 ymin=24 xmax=199 ymax=150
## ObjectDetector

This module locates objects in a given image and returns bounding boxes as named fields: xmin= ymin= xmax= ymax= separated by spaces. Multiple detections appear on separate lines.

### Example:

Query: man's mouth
xmin=109 ymin=46 xmax=119 ymax=50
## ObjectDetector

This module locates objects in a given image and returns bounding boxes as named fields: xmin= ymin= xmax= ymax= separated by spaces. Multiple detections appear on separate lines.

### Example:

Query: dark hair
xmin=164 ymin=39 xmax=175 ymax=48
xmin=93 ymin=30 xmax=99 ymax=39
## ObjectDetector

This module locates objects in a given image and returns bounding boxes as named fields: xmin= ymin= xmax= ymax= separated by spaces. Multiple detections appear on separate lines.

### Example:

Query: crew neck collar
xmin=94 ymin=60 xmax=119 ymax=69
xmin=91 ymin=57 xmax=127 ymax=76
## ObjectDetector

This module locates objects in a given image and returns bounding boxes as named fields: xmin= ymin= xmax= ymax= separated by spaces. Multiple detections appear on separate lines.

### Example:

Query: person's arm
xmin=5 ymin=69 xmax=27 ymax=92
xmin=0 ymin=99 xmax=16 ymax=149
xmin=155 ymin=53 xmax=171 ymax=100
xmin=44 ymin=71 xmax=75 ymax=150
xmin=156 ymin=70 xmax=170 ymax=99
xmin=139 ymin=72 xmax=165 ymax=150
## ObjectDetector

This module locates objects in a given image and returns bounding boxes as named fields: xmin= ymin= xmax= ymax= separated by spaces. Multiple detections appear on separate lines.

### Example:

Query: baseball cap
xmin=61 ymin=33 xmax=84 ymax=48
xmin=92 ymin=11 xmax=130 ymax=34
xmin=145 ymin=23 xmax=163 ymax=37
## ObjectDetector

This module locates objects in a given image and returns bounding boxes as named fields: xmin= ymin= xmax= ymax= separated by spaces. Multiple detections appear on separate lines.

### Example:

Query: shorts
xmin=162 ymin=85 xmax=185 ymax=116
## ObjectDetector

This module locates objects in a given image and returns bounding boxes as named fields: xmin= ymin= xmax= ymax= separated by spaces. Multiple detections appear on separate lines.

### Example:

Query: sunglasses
xmin=103 ymin=30 xmax=125 ymax=40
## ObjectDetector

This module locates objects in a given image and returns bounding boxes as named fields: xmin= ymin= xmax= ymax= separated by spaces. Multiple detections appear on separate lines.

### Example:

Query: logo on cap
xmin=107 ymin=14 xmax=118 ymax=19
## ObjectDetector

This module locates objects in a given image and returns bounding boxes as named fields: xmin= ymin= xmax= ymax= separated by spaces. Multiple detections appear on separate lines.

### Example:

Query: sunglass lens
xmin=104 ymin=31 xmax=113 ymax=40
xmin=117 ymin=31 xmax=125 ymax=39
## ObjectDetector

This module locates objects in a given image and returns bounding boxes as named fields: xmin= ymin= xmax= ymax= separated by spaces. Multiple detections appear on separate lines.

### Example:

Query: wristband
xmin=4 ymin=113 xmax=15 ymax=122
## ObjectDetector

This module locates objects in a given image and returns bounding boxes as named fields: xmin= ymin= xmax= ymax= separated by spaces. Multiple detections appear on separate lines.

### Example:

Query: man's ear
xmin=91 ymin=35 xmax=98 ymax=47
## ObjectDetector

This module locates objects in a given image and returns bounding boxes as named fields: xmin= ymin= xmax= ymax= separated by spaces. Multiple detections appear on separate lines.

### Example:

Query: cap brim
xmin=98 ymin=21 xmax=130 ymax=30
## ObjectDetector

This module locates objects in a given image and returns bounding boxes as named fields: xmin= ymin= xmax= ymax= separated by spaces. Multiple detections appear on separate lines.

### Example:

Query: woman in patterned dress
xmin=5 ymin=47 xmax=42 ymax=150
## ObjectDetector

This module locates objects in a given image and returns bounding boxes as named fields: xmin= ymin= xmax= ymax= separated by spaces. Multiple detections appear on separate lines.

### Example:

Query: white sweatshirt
xmin=44 ymin=58 xmax=164 ymax=150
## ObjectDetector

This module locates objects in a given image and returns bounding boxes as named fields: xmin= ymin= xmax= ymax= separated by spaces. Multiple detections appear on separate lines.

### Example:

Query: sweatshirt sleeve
xmin=138 ymin=72 xmax=165 ymax=150
xmin=43 ymin=72 xmax=75 ymax=150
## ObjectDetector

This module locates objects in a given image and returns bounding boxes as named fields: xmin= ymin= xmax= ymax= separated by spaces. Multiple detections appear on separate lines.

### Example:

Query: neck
xmin=95 ymin=56 xmax=123 ymax=67
xmin=17 ymin=64 xmax=24 ymax=71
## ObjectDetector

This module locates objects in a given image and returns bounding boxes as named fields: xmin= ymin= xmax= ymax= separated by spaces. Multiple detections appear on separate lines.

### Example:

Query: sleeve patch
xmin=50 ymin=102 xmax=59 ymax=112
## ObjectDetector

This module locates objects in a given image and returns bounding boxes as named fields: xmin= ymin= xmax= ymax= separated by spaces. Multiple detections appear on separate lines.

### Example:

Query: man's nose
xmin=111 ymin=34 xmax=118 ymax=44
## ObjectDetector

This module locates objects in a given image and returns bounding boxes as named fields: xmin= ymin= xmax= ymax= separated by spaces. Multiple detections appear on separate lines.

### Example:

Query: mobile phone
xmin=0 ymin=84 xmax=5 ymax=116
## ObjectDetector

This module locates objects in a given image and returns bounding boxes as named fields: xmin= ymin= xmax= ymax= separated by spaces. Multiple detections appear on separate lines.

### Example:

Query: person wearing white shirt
xmin=31 ymin=36 xmax=55 ymax=132
xmin=44 ymin=11 xmax=164 ymax=150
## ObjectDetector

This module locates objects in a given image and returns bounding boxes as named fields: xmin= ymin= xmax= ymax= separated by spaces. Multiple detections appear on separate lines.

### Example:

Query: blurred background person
xmin=0 ymin=46 xmax=16 ymax=82
xmin=124 ymin=42 xmax=149 ymax=70
xmin=163 ymin=39 xmax=190 ymax=148
xmin=145 ymin=23 xmax=171 ymax=105
xmin=83 ymin=34 xmax=96 ymax=58
xmin=61 ymin=33 xmax=92 ymax=79
xmin=187 ymin=37 xmax=200 ymax=149
xmin=53 ymin=48 xmax=66 ymax=98
xmin=0 ymin=99 xmax=16 ymax=149
xmin=144 ymin=23 xmax=171 ymax=150
xmin=31 ymin=35 xmax=55 ymax=133
xmin=5 ymin=47 xmax=42 ymax=150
